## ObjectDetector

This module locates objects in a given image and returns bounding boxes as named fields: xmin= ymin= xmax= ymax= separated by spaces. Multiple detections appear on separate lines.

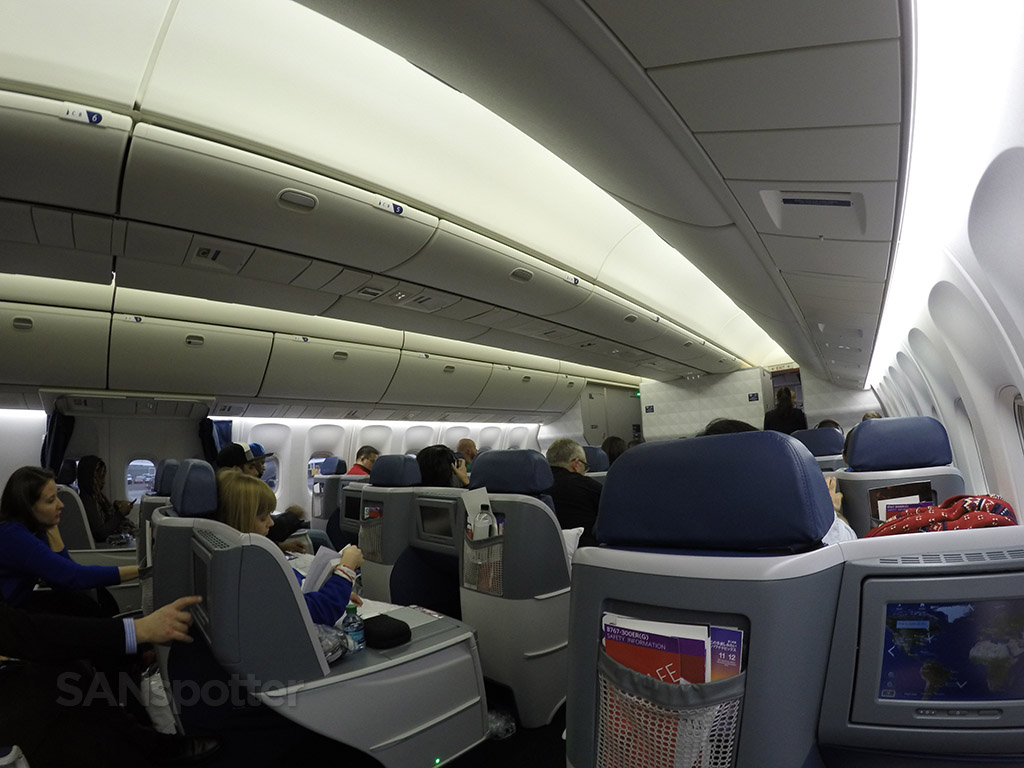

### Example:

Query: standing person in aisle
xmin=762 ymin=386 xmax=808 ymax=435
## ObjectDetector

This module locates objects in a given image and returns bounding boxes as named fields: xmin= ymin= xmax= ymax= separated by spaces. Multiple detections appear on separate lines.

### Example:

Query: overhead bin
xmin=381 ymin=350 xmax=491 ymax=408
xmin=386 ymin=221 xmax=592 ymax=316
xmin=544 ymin=286 xmax=667 ymax=347
xmin=108 ymin=314 xmax=272 ymax=397
xmin=0 ymin=91 xmax=131 ymax=214
xmin=259 ymin=334 xmax=400 ymax=403
xmin=472 ymin=365 xmax=558 ymax=411
xmin=538 ymin=374 xmax=586 ymax=413
xmin=0 ymin=302 xmax=108 ymax=389
xmin=121 ymin=124 xmax=439 ymax=272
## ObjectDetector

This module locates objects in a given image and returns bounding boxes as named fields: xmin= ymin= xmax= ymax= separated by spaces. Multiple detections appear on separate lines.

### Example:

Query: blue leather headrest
xmin=369 ymin=454 xmax=421 ymax=487
xmin=170 ymin=459 xmax=217 ymax=518
xmin=582 ymin=445 xmax=610 ymax=472
xmin=319 ymin=456 xmax=346 ymax=476
xmin=846 ymin=416 xmax=952 ymax=471
xmin=468 ymin=450 xmax=554 ymax=494
xmin=790 ymin=428 xmax=844 ymax=457
xmin=154 ymin=459 xmax=179 ymax=496
xmin=595 ymin=432 xmax=833 ymax=551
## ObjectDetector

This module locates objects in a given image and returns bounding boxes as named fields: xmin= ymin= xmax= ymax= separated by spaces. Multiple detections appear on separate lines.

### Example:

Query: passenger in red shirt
xmin=348 ymin=445 xmax=379 ymax=476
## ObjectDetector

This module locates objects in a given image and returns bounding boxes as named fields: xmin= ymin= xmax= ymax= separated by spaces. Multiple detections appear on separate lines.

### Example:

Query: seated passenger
xmin=0 ymin=594 xmax=217 ymax=768
xmin=215 ymin=441 xmax=260 ymax=476
xmin=600 ymin=435 xmax=627 ymax=466
xmin=456 ymin=438 xmax=478 ymax=470
xmin=348 ymin=444 xmax=380 ymax=476
xmin=697 ymin=418 xmax=758 ymax=436
xmin=416 ymin=444 xmax=469 ymax=487
xmin=266 ymin=503 xmax=334 ymax=554
xmin=76 ymin=455 xmax=136 ymax=543
xmin=247 ymin=442 xmax=274 ymax=478
xmin=215 ymin=469 xmax=363 ymax=625
xmin=0 ymin=467 xmax=139 ymax=615
xmin=815 ymin=418 xmax=844 ymax=435
xmin=544 ymin=438 xmax=602 ymax=547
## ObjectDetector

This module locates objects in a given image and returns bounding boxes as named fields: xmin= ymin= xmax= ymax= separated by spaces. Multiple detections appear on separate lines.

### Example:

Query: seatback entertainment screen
xmin=881 ymin=599 xmax=1024 ymax=702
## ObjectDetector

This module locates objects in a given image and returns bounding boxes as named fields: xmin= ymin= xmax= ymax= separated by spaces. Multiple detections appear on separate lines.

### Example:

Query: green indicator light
xmin=434 ymin=760 xmax=441 ymax=766
xmin=635 ymin=390 xmax=641 ymax=397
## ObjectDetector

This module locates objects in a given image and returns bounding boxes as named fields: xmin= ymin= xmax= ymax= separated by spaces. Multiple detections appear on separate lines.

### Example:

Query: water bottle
xmin=342 ymin=603 xmax=365 ymax=652
xmin=472 ymin=503 xmax=494 ymax=541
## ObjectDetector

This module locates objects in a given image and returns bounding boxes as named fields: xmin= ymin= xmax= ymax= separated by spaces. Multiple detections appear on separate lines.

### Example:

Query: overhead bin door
xmin=382 ymin=351 xmax=491 ymax=408
xmin=472 ymin=365 xmax=558 ymax=411
xmin=121 ymin=124 xmax=438 ymax=272
xmin=0 ymin=91 xmax=131 ymax=214
xmin=0 ymin=303 xmax=108 ymax=388
xmin=259 ymin=334 xmax=400 ymax=403
xmin=538 ymin=374 xmax=586 ymax=413
xmin=108 ymin=315 xmax=272 ymax=397
xmin=387 ymin=221 xmax=592 ymax=316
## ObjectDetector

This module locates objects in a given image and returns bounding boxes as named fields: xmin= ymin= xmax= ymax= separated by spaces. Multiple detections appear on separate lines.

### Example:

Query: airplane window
xmin=125 ymin=458 xmax=156 ymax=500
xmin=307 ymin=451 xmax=332 ymax=492
xmin=263 ymin=456 xmax=280 ymax=492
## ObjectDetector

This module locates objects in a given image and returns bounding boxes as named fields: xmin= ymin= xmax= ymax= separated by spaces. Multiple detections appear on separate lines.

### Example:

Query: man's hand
xmin=134 ymin=596 xmax=201 ymax=644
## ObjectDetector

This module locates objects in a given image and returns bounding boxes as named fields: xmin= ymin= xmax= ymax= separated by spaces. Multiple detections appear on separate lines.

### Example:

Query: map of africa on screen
xmin=881 ymin=599 xmax=1024 ymax=701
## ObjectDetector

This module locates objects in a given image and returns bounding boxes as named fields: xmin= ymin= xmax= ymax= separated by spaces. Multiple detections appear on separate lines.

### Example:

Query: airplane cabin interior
xmin=3 ymin=1 xmax=1024 ymax=767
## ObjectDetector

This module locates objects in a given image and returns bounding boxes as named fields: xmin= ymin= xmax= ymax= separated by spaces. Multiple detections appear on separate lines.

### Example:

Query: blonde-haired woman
xmin=215 ymin=468 xmax=362 ymax=625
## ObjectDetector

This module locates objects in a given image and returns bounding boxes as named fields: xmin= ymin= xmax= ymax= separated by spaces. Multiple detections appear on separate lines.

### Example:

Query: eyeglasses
xmin=576 ymin=458 xmax=589 ymax=472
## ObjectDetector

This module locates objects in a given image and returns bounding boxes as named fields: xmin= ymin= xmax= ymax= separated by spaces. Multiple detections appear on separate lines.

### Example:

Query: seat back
xmin=389 ymin=487 xmax=466 ymax=619
xmin=836 ymin=416 xmax=965 ymax=536
xmin=357 ymin=455 xmax=422 ymax=601
xmin=153 ymin=458 xmax=180 ymax=497
xmin=155 ymin=515 xmax=329 ymax=687
xmin=56 ymin=485 xmax=94 ymax=550
xmin=567 ymin=432 xmax=843 ymax=768
xmin=326 ymin=479 xmax=369 ymax=549
xmin=818 ymin=525 xmax=1024 ymax=767
xmin=311 ymin=457 xmax=346 ymax=522
xmin=582 ymin=445 xmax=610 ymax=472
xmin=460 ymin=449 xmax=568 ymax=727
xmin=791 ymin=427 xmax=846 ymax=471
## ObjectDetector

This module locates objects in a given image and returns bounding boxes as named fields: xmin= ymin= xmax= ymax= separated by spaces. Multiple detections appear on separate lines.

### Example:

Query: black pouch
xmin=364 ymin=614 xmax=411 ymax=649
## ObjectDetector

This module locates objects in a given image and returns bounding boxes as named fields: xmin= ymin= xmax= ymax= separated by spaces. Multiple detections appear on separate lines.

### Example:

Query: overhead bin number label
xmin=375 ymin=197 xmax=404 ymax=215
xmin=61 ymin=102 xmax=103 ymax=125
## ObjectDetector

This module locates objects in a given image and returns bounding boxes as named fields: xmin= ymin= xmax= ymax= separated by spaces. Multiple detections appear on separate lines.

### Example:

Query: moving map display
xmin=881 ymin=599 xmax=1024 ymax=701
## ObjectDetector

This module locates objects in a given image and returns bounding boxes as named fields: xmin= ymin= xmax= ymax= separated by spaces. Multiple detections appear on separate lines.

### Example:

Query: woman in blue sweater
xmin=215 ymin=468 xmax=362 ymax=625
xmin=0 ymin=466 xmax=138 ymax=614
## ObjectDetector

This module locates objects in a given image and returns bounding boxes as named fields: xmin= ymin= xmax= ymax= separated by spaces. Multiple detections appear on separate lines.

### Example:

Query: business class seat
xmin=138 ymin=458 xmax=178 ymax=535
xmin=582 ymin=445 xmax=610 ymax=472
xmin=460 ymin=449 xmax=570 ymax=728
xmin=834 ymin=416 xmax=965 ymax=537
xmin=356 ymin=454 xmax=423 ymax=602
xmin=55 ymin=484 xmax=95 ymax=550
xmin=55 ymin=484 xmax=140 ymax=613
xmin=153 ymin=467 xmax=489 ymax=767
xmin=310 ymin=455 xmax=344 ymax=525
xmin=566 ymin=432 xmax=843 ymax=768
xmin=792 ymin=427 xmax=846 ymax=471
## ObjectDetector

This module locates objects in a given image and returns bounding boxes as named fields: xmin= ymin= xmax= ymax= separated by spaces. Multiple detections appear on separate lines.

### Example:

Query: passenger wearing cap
xmin=248 ymin=442 xmax=273 ymax=479
xmin=215 ymin=442 xmax=260 ymax=477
